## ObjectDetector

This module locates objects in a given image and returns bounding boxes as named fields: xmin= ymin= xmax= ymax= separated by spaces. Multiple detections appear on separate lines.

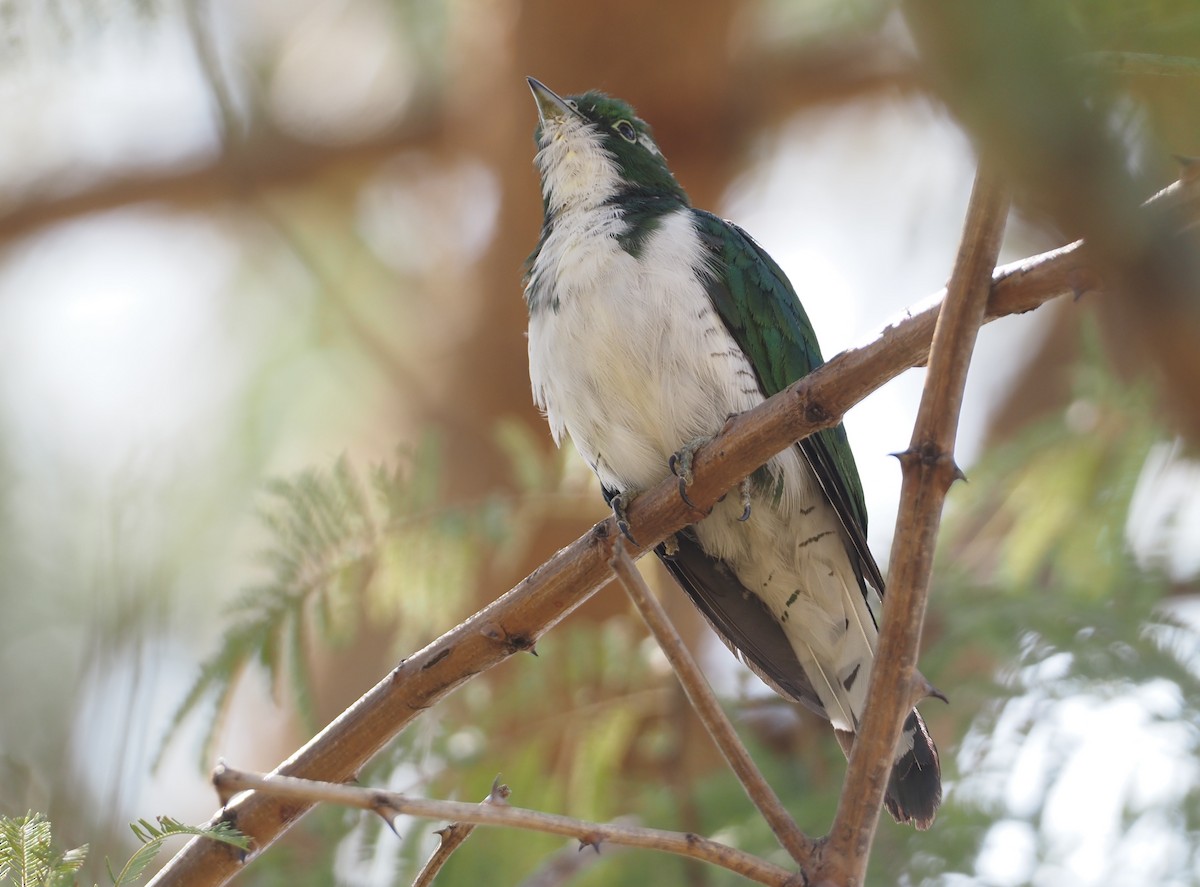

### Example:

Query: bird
xmin=522 ymin=78 xmax=941 ymax=829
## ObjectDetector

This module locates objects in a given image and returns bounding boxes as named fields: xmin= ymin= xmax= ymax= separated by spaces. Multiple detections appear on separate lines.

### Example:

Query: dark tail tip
xmin=884 ymin=710 xmax=942 ymax=830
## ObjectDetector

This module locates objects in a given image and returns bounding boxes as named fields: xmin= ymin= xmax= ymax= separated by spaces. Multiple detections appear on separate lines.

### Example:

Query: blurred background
xmin=0 ymin=1 xmax=1198 ymax=885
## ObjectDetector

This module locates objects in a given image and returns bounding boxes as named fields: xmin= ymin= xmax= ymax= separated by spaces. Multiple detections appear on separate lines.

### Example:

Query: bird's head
xmin=527 ymin=77 xmax=688 ymax=216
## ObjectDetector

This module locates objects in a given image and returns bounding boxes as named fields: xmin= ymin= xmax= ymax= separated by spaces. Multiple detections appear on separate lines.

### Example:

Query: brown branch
xmin=817 ymin=163 xmax=1010 ymax=885
xmin=609 ymin=542 xmax=813 ymax=868
xmin=411 ymin=777 xmax=511 ymax=887
xmin=0 ymin=112 xmax=441 ymax=246
xmin=211 ymin=765 xmax=799 ymax=886
xmin=145 ymin=174 xmax=1197 ymax=887
xmin=0 ymin=34 xmax=916 ymax=248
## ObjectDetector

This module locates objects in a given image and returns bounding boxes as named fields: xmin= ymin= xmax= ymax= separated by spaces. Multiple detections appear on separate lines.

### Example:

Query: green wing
xmin=692 ymin=210 xmax=885 ymax=594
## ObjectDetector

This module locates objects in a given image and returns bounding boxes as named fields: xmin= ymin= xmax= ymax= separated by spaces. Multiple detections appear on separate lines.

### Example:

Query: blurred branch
xmin=903 ymin=1 xmax=1200 ymax=445
xmin=210 ymin=765 xmax=799 ymax=886
xmin=609 ymin=542 xmax=813 ymax=868
xmin=818 ymin=163 xmax=1010 ymax=885
xmin=0 ymin=114 xmax=441 ymax=246
xmin=738 ymin=37 xmax=923 ymax=123
xmin=411 ymin=777 xmax=511 ymax=887
xmin=146 ymin=173 xmax=1199 ymax=887
xmin=0 ymin=34 xmax=922 ymax=248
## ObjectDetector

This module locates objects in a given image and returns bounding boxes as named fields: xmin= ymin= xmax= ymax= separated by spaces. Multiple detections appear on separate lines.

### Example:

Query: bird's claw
xmin=609 ymin=492 xmax=638 ymax=545
xmin=676 ymin=476 xmax=698 ymax=509
xmin=670 ymin=437 xmax=711 ymax=511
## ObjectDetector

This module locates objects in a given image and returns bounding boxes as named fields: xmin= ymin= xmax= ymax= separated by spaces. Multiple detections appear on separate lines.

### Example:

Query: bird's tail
xmin=835 ymin=708 xmax=941 ymax=830
xmin=884 ymin=710 xmax=941 ymax=829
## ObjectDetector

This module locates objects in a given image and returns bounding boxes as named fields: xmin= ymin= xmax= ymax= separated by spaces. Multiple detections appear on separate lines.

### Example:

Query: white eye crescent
xmin=614 ymin=120 xmax=637 ymax=142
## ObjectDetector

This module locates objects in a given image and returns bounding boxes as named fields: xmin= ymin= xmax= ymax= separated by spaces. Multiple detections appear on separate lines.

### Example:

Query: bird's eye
xmin=614 ymin=120 xmax=637 ymax=142
xmin=566 ymin=99 xmax=578 ymax=110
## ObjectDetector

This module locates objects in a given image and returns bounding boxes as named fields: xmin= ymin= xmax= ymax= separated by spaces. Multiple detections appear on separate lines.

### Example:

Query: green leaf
xmin=111 ymin=817 xmax=246 ymax=887
xmin=0 ymin=812 xmax=86 ymax=887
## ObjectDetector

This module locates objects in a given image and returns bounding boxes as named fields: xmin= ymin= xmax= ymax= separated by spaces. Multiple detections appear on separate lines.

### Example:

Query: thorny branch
xmin=410 ymin=778 xmax=511 ymax=887
xmin=211 ymin=765 xmax=799 ymax=886
xmin=818 ymin=163 xmax=1011 ymax=885
xmin=147 ymin=175 xmax=1199 ymax=887
xmin=609 ymin=542 xmax=813 ymax=868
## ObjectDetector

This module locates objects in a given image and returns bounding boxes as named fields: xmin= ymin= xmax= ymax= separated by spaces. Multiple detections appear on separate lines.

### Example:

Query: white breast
xmin=527 ymin=207 xmax=766 ymax=493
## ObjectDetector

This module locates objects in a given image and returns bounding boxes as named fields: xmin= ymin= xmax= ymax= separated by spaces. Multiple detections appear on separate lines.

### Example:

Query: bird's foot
xmin=609 ymin=491 xmax=638 ymax=545
xmin=669 ymin=434 xmax=752 ymax=521
xmin=668 ymin=435 xmax=714 ymax=509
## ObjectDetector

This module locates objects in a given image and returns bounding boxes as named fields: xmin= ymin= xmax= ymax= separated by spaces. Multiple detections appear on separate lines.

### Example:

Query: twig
xmin=817 ymin=163 xmax=1010 ymax=885
xmin=411 ymin=777 xmax=511 ymax=887
xmin=146 ymin=174 xmax=1197 ymax=887
xmin=515 ymin=820 xmax=635 ymax=887
xmin=609 ymin=542 xmax=813 ymax=869
xmin=211 ymin=765 xmax=800 ymax=886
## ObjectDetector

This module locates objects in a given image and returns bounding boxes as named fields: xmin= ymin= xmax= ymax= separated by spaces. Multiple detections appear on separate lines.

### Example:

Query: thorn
xmin=212 ymin=762 xmax=236 ymax=807
xmin=488 ymin=776 xmax=512 ymax=805
xmin=952 ymin=463 xmax=968 ymax=484
xmin=911 ymin=672 xmax=950 ymax=707
xmin=376 ymin=808 xmax=402 ymax=837
xmin=481 ymin=622 xmax=538 ymax=656
xmin=578 ymin=836 xmax=602 ymax=854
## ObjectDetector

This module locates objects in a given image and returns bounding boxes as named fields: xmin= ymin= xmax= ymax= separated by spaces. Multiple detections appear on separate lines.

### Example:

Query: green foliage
xmin=0 ymin=813 xmax=85 ymax=887
xmin=108 ymin=818 xmax=247 ymax=887
xmin=0 ymin=814 xmax=243 ymax=887
xmin=158 ymin=434 xmax=521 ymax=767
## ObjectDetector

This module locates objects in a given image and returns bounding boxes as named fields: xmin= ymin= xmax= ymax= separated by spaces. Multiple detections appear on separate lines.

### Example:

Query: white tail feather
xmin=793 ymin=638 xmax=856 ymax=731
